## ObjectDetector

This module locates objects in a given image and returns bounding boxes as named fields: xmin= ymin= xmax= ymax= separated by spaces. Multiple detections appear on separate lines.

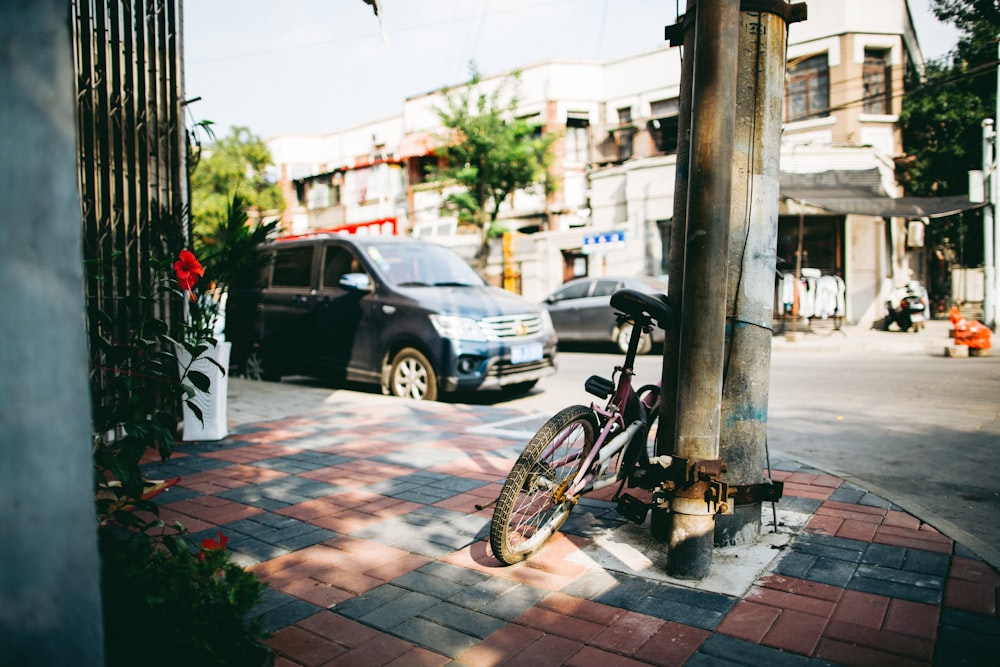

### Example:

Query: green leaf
xmin=184 ymin=399 xmax=204 ymax=425
xmin=187 ymin=369 xmax=211 ymax=392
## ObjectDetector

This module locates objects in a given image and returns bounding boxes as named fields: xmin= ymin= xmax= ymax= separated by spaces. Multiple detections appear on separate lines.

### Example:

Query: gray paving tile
xmin=848 ymin=563 xmax=944 ymax=605
xmin=634 ymin=584 xmax=736 ymax=630
xmin=777 ymin=496 xmax=823 ymax=514
xmin=391 ymin=615 xmax=481 ymax=657
xmin=561 ymin=570 xmax=658 ymax=609
xmin=447 ymin=577 xmax=522 ymax=611
xmin=271 ymin=527 xmax=336 ymax=551
xmin=486 ymin=583 xmax=549 ymax=621
xmin=224 ymin=535 xmax=290 ymax=562
xmin=334 ymin=584 xmax=407 ymax=620
xmin=215 ymin=486 xmax=294 ymax=510
xmin=420 ymin=601 xmax=507 ymax=639
xmin=772 ymin=550 xmax=819 ymax=579
xmin=804 ymin=556 xmax=859 ymax=588
xmin=258 ymin=594 xmax=323 ymax=633
xmin=828 ymin=485 xmax=865 ymax=504
xmin=902 ymin=548 xmax=950 ymax=577
xmin=693 ymin=634 xmax=810 ymax=666
xmin=141 ymin=455 xmax=232 ymax=477
xmin=393 ymin=569 xmax=471 ymax=599
xmin=359 ymin=589 xmax=440 ymax=629
xmin=249 ymin=457 xmax=332 ymax=473
xmin=418 ymin=561 xmax=489 ymax=587
xmin=375 ymin=446 xmax=467 ymax=470
xmin=795 ymin=533 xmax=867 ymax=563
xmin=860 ymin=542 xmax=906 ymax=569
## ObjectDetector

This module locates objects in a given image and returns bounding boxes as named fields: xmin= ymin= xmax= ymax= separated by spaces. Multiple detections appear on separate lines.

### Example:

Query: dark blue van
xmin=226 ymin=234 xmax=558 ymax=401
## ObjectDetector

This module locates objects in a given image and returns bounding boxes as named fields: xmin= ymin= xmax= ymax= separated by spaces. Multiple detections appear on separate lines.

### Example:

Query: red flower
xmin=200 ymin=530 xmax=228 ymax=552
xmin=173 ymin=249 xmax=204 ymax=293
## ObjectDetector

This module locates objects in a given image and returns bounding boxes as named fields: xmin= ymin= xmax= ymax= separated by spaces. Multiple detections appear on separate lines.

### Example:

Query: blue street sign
xmin=582 ymin=230 xmax=626 ymax=254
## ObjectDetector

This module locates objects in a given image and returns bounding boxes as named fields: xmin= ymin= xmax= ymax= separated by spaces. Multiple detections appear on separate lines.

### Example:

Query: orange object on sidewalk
xmin=949 ymin=305 xmax=963 ymax=325
xmin=953 ymin=316 xmax=992 ymax=350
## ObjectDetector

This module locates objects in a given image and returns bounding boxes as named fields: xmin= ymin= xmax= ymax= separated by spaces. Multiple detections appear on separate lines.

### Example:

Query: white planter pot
xmin=176 ymin=340 xmax=231 ymax=441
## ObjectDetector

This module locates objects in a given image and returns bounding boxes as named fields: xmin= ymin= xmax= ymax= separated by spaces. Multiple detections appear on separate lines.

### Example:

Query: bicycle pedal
xmin=616 ymin=493 xmax=650 ymax=524
xmin=585 ymin=375 xmax=614 ymax=399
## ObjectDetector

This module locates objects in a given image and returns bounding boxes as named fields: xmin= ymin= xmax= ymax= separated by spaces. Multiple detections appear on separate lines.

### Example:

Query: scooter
xmin=885 ymin=281 xmax=928 ymax=332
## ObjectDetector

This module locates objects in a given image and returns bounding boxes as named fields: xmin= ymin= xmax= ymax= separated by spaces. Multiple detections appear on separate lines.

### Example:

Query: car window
xmin=271 ymin=246 xmax=313 ymax=287
xmin=322 ymin=245 xmax=363 ymax=288
xmin=591 ymin=279 xmax=620 ymax=298
xmin=365 ymin=242 xmax=484 ymax=287
xmin=554 ymin=280 xmax=592 ymax=301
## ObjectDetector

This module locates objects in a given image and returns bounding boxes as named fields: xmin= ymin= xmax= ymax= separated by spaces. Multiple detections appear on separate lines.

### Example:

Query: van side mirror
xmin=340 ymin=273 xmax=372 ymax=291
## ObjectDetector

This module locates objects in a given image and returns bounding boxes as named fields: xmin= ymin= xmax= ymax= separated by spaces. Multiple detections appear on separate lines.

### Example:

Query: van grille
xmin=480 ymin=314 xmax=544 ymax=339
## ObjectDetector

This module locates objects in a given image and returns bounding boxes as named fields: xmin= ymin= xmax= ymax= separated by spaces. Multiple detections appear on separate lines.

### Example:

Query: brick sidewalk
xmin=142 ymin=396 xmax=1000 ymax=666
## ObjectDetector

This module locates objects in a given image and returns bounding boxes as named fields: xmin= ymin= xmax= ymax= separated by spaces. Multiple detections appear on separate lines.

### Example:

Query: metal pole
xmin=667 ymin=0 xmax=741 ymax=580
xmin=716 ymin=3 xmax=799 ymax=546
xmin=990 ymin=41 xmax=1000 ymax=332
xmin=653 ymin=0 xmax=696 ymax=543
xmin=983 ymin=119 xmax=995 ymax=330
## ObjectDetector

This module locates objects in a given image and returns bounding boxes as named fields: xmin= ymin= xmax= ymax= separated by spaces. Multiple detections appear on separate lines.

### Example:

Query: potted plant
xmin=178 ymin=193 xmax=277 ymax=441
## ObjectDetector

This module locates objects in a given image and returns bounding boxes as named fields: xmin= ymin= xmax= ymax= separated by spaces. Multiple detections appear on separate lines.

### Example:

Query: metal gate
xmin=71 ymin=0 xmax=188 ymax=398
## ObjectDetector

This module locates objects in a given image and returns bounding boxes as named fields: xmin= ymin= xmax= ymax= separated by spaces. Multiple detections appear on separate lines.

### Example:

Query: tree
xmin=428 ymin=63 xmax=557 ymax=272
xmin=189 ymin=125 xmax=285 ymax=241
xmin=898 ymin=1 xmax=998 ymax=264
xmin=899 ymin=0 xmax=998 ymax=197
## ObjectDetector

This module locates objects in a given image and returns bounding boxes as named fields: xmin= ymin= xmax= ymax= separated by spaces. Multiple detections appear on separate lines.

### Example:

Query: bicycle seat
xmin=610 ymin=288 xmax=673 ymax=330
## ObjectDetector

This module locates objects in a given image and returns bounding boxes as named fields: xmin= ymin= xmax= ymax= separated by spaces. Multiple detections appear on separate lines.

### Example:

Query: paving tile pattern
xmin=141 ymin=400 xmax=1000 ymax=666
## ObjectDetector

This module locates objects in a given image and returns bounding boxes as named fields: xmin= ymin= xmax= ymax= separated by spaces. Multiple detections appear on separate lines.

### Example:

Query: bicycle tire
xmin=490 ymin=405 xmax=598 ymax=565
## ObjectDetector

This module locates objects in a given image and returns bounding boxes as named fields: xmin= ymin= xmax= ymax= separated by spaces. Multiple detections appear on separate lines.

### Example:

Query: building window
xmin=863 ymin=48 xmax=891 ymax=114
xmin=649 ymin=98 xmax=679 ymax=155
xmin=785 ymin=54 xmax=829 ymax=121
xmin=565 ymin=115 xmax=589 ymax=163
xmin=616 ymin=106 xmax=634 ymax=161
xmin=307 ymin=183 xmax=331 ymax=209
xmin=412 ymin=155 xmax=437 ymax=185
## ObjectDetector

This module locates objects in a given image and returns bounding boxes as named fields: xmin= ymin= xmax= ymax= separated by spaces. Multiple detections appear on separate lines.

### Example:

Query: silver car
xmin=541 ymin=275 xmax=668 ymax=354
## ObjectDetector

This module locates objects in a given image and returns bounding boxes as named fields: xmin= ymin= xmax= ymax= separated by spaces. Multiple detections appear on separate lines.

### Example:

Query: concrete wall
xmin=0 ymin=3 xmax=104 ymax=663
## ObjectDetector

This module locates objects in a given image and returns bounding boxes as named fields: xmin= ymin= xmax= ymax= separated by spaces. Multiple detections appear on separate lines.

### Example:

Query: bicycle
xmin=488 ymin=288 xmax=676 ymax=565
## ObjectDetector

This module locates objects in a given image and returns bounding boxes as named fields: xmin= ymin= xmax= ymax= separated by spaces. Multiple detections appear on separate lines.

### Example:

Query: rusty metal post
xmin=666 ymin=0 xmax=741 ymax=580
xmin=653 ymin=0 xmax=696 ymax=543
xmin=716 ymin=2 xmax=803 ymax=546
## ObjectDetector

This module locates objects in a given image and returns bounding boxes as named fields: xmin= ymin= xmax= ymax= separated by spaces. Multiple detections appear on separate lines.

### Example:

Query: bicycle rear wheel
xmin=490 ymin=405 xmax=598 ymax=565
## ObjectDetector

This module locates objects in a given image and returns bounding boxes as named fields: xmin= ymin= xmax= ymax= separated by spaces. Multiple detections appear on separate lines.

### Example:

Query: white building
xmin=268 ymin=0 xmax=978 ymax=326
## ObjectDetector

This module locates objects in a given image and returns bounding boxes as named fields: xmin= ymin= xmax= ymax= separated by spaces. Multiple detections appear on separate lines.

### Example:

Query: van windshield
xmin=366 ymin=242 xmax=486 ymax=288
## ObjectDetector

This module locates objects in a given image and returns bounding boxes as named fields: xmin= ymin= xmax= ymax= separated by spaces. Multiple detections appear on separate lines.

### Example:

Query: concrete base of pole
xmin=666 ymin=512 xmax=715 ymax=580
xmin=714 ymin=502 xmax=762 ymax=546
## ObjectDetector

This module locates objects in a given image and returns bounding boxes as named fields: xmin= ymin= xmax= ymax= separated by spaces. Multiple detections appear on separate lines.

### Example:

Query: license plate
xmin=510 ymin=343 xmax=543 ymax=364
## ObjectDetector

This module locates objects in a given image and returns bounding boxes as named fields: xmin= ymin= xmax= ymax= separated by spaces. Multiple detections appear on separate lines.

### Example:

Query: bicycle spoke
xmin=490 ymin=406 xmax=597 ymax=564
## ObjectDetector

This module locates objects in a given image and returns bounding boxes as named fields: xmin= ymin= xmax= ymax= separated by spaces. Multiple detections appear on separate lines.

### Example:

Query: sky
xmin=182 ymin=0 xmax=962 ymax=141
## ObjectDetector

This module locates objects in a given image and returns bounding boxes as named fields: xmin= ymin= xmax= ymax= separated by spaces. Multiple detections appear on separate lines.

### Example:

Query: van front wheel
xmin=388 ymin=348 xmax=438 ymax=401
xmin=243 ymin=349 xmax=279 ymax=382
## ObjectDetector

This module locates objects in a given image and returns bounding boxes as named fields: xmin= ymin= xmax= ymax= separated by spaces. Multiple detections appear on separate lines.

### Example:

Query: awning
xmin=396 ymin=132 xmax=441 ymax=159
xmin=781 ymin=191 xmax=986 ymax=219
xmin=779 ymin=168 xmax=986 ymax=219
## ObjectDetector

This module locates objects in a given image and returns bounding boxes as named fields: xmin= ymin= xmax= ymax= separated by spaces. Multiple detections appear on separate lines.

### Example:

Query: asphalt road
xmin=766 ymin=347 xmax=1000 ymax=570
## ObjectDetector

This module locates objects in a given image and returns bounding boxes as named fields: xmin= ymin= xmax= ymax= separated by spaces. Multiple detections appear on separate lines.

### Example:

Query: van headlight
xmin=539 ymin=309 xmax=555 ymax=336
xmin=430 ymin=314 xmax=490 ymax=342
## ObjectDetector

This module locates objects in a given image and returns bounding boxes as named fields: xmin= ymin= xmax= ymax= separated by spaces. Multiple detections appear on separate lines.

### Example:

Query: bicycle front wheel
xmin=490 ymin=405 xmax=599 ymax=565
